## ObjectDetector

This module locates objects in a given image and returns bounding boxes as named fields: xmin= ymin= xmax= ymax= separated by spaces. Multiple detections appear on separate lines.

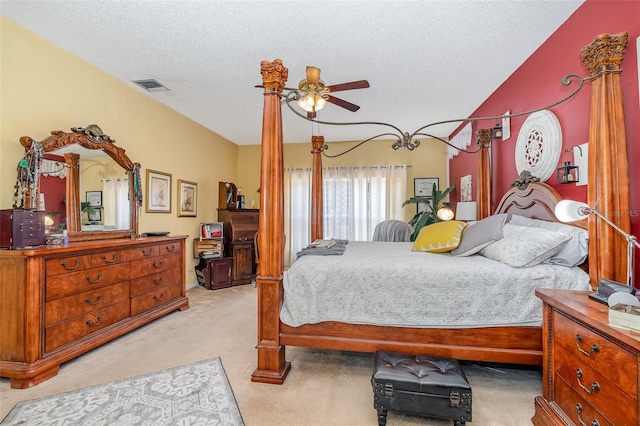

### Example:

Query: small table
xmin=533 ymin=289 xmax=640 ymax=426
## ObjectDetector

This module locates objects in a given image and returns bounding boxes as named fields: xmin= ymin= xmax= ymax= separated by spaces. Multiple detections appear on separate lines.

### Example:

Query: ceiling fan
xmin=297 ymin=66 xmax=370 ymax=118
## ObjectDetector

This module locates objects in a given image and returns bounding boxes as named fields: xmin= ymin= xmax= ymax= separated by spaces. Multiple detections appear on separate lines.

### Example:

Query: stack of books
xmin=609 ymin=303 xmax=640 ymax=332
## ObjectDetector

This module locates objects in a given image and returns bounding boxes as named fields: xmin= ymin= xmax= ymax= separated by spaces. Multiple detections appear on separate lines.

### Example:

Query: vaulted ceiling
xmin=1 ymin=0 xmax=584 ymax=145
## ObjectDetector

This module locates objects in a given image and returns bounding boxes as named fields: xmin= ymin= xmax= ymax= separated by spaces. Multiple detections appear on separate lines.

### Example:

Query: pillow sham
xmin=451 ymin=213 xmax=510 ymax=256
xmin=509 ymin=214 xmax=588 ymax=267
xmin=412 ymin=220 xmax=468 ymax=253
xmin=479 ymin=223 xmax=571 ymax=267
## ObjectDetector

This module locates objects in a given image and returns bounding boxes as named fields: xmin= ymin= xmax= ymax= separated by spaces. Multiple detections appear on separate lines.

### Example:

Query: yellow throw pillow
xmin=412 ymin=221 xmax=468 ymax=253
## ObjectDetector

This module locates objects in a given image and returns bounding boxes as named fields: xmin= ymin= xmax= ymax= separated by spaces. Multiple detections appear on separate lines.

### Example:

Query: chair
xmin=372 ymin=220 xmax=413 ymax=242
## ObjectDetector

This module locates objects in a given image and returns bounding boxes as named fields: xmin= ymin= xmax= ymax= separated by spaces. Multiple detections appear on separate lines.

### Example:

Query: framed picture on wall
xmin=146 ymin=169 xmax=172 ymax=213
xmin=178 ymin=179 xmax=197 ymax=217
xmin=86 ymin=191 xmax=102 ymax=207
xmin=414 ymin=177 xmax=439 ymax=213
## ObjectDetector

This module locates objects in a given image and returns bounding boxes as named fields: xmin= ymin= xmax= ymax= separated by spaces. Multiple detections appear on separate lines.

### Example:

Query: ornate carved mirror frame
xmin=20 ymin=125 xmax=141 ymax=242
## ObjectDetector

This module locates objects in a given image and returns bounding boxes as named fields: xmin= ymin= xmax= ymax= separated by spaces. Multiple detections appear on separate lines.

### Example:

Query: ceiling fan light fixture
xmin=297 ymin=91 xmax=327 ymax=113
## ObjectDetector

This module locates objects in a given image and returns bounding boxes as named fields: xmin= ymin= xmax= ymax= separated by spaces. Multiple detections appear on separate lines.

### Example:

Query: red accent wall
xmin=449 ymin=0 xmax=640 ymax=281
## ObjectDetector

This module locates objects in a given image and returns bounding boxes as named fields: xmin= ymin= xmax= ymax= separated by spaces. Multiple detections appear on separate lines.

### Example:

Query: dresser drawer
xmin=45 ymin=281 xmax=130 ymax=326
xmin=45 ymin=263 xmax=130 ymax=301
xmin=553 ymin=311 xmax=637 ymax=392
xmin=130 ymin=282 xmax=182 ymax=316
xmin=130 ymin=253 xmax=181 ymax=279
xmin=130 ymin=267 xmax=181 ymax=298
xmin=160 ymin=241 xmax=181 ymax=255
xmin=124 ymin=245 xmax=159 ymax=260
xmin=554 ymin=374 xmax=613 ymax=426
xmin=46 ymin=254 xmax=92 ymax=276
xmin=91 ymin=250 xmax=126 ymax=267
xmin=554 ymin=344 xmax=636 ymax=425
xmin=45 ymin=299 xmax=130 ymax=353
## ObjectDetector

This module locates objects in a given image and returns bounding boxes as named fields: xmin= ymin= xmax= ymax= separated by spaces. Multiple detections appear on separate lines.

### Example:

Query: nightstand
xmin=533 ymin=289 xmax=640 ymax=426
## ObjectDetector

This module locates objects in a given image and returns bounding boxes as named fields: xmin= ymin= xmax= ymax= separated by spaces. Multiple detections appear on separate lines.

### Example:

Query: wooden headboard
xmin=494 ymin=180 xmax=587 ymax=229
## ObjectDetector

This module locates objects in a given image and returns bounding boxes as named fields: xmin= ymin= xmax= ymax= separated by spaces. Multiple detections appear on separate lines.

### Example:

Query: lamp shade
xmin=436 ymin=203 xmax=454 ymax=221
xmin=554 ymin=199 xmax=590 ymax=222
xmin=455 ymin=201 xmax=477 ymax=221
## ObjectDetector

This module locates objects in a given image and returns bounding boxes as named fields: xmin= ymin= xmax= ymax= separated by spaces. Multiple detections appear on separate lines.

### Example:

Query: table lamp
xmin=555 ymin=199 xmax=640 ymax=287
xmin=455 ymin=202 xmax=477 ymax=222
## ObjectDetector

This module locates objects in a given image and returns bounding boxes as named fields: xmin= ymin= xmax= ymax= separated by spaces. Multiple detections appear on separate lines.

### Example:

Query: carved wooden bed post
xmin=476 ymin=129 xmax=492 ymax=220
xmin=581 ymin=32 xmax=631 ymax=286
xmin=311 ymin=135 xmax=324 ymax=241
xmin=251 ymin=59 xmax=292 ymax=384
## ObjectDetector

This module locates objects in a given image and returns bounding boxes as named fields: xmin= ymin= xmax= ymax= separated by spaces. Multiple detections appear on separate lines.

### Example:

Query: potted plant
xmin=402 ymin=183 xmax=456 ymax=241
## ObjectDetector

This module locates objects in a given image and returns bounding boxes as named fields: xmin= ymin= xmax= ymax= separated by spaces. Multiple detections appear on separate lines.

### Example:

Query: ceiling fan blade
xmin=326 ymin=80 xmax=370 ymax=92
xmin=326 ymin=95 xmax=360 ymax=112
xmin=306 ymin=66 xmax=321 ymax=86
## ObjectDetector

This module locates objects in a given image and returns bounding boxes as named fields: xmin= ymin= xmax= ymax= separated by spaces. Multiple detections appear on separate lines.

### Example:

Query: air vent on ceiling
xmin=133 ymin=79 xmax=169 ymax=92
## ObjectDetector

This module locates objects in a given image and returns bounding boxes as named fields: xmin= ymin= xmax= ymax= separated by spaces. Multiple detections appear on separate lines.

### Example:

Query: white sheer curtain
xmin=284 ymin=168 xmax=312 ymax=267
xmin=284 ymin=164 xmax=407 ymax=265
xmin=102 ymin=178 xmax=130 ymax=229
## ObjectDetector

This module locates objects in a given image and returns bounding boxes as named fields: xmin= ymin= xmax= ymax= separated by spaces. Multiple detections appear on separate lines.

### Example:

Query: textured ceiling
xmin=1 ymin=0 xmax=584 ymax=145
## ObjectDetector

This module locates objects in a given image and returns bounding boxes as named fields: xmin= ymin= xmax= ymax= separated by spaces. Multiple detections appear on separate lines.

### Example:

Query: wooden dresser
xmin=0 ymin=235 xmax=189 ymax=388
xmin=217 ymin=208 xmax=258 ymax=285
xmin=533 ymin=289 xmax=640 ymax=426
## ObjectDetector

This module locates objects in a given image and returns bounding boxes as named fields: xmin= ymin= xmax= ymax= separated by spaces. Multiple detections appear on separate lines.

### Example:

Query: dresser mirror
xmin=19 ymin=125 xmax=141 ymax=242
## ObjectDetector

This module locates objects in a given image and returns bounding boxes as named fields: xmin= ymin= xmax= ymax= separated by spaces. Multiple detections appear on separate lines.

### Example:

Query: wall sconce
xmin=557 ymin=148 xmax=579 ymax=184
xmin=491 ymin=122 xmax=503 ymax=139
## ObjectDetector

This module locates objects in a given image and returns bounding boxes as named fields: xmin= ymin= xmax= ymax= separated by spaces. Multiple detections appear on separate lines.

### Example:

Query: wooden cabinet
xmin=0 ymin=235 xmax=189 ymax=389
xmin=533 ymin=289 xmax=640 ymax=426
xmin=218 ymin=208 xmax=258 ymax=286
xmin=194 ymin=257 xmax=232 ymax=290
xmin=0 ymin=209 xmax=45 ymax=248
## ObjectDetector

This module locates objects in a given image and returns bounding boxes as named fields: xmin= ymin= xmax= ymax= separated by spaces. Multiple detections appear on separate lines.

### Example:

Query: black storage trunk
xmin=372 ymin=351 xmax=472 ymax=426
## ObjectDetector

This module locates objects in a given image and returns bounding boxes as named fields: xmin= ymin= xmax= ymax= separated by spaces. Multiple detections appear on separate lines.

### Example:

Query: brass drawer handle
xmin=142 ymin=248 xmax=154 ymax=257
xmin=86 ymin=315 xmax=103 ymax=328
xmin=85 ymin=273 xmax=103 ymax=284
xmin=576 ymin=369 xmax=600 ymax=394
xmin=165 ymin=244 xmax=176 ymax=252
xmin=152 ymin=260 xmax=164 ymax=268
xmin=153 ymin=277 xmax=164 ymax=285
xmin=85 ymin=294 xmax=103 ymax=306
xmin=576 ymin=403 xmax=600 ymax=426
xmin=576 ymin=334 xmax=600 ymax=357
xmin=102 ymin=253 xmax=118 ymax=263
xmin=61 ymin=259 xmax=81 ymax=270
xmin=153 ymin=293 xmax=165 ymax=302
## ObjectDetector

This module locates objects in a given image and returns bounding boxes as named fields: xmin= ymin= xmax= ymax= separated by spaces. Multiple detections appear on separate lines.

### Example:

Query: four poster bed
xmin=251 ymin=32 xmax=632 ymax=384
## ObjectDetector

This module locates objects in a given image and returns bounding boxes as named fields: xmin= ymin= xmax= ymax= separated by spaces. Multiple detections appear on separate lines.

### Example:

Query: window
xmin=284 ymin=165 xmax=407 ymax=265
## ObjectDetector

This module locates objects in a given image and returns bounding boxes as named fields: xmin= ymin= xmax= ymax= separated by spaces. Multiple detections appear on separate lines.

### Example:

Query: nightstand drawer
xmin=554 ymin=375 xmax=613 ymax=426
xmin=554 ymin=344 xmax=637 ymax=425
xmin=553 ymin=311 xmax=637 ymax=391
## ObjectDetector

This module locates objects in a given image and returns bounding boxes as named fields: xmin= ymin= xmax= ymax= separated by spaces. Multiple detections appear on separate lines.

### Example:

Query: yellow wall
xmin=0 ymin=17 xmax=238 ymax=284
xmin=238 ymin=138 xmax=448 ymax=223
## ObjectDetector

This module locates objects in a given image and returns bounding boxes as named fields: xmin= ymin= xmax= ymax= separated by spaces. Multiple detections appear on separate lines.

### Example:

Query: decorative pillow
xmin=479 ymin=223 xmax=571 ymax=267
xmin=451 ymin=213 xmax=510 ymax=256
xmin=509 ymin=215 xmax=589 ymax=267
xmin=412 ymin=221 xmax=468 ymax=253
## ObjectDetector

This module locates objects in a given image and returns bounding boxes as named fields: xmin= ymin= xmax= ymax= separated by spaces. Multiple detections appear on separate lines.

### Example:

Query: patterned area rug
xmin=1 ymin=357 xmax=244 ymax=426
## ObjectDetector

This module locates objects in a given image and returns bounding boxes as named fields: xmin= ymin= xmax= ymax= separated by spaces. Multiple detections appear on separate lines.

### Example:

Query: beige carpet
xmin=0 ymin=284 xmax=541 ymax=425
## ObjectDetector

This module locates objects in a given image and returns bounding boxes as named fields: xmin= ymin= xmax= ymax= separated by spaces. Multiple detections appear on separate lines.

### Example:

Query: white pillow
xmin=509 ymin=215 xmax=588 ymax=267
xmin=479 ymin=223 xmax=571 ymax=268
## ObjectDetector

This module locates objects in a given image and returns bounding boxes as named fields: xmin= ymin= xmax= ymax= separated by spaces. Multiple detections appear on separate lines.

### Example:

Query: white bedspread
xmin=281 ymin=241 xmax=591 ymax=328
